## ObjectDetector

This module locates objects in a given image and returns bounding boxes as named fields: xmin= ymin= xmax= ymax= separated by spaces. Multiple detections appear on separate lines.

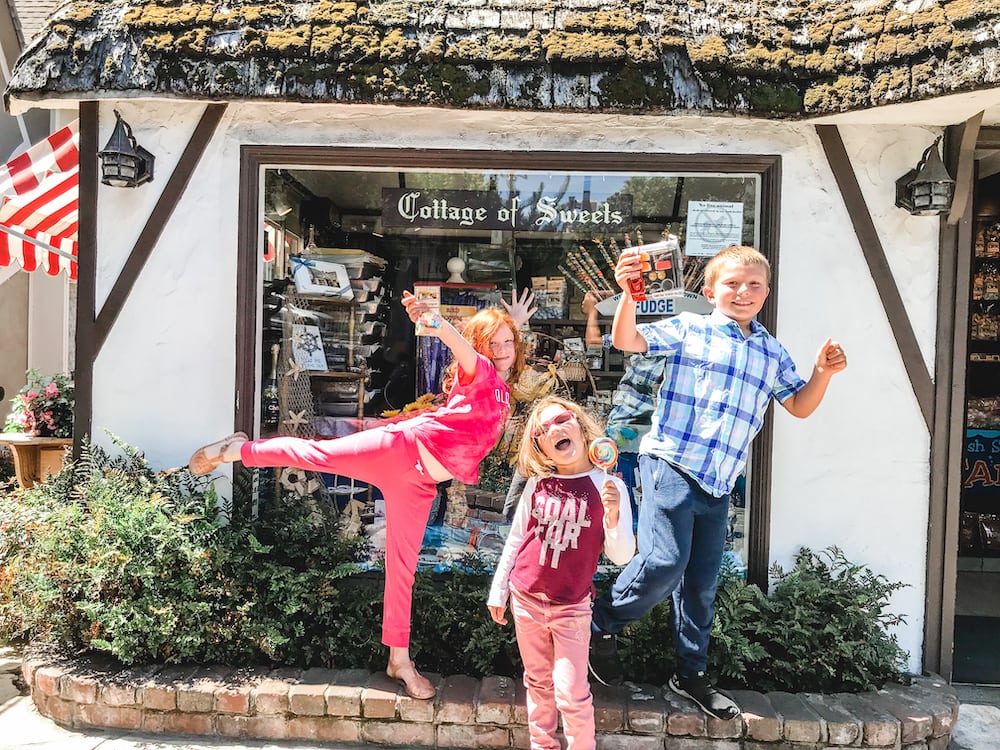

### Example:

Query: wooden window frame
xmin=236 ymin=146 xmax=782 ymax=587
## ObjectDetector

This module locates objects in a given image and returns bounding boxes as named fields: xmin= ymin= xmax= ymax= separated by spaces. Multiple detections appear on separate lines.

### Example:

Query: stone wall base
xmin=21 ymin=654 xmax=958 ymax=749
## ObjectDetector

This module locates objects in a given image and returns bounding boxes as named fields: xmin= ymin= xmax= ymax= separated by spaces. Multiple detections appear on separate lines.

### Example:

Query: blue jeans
xmin=615 ymin=452 xmax=641 ymax=534
xmin=591 ymin=455 xmax=730 ymax=676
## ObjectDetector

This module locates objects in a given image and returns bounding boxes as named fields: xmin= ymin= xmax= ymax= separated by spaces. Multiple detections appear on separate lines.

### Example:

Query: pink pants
xmin=241 ymin=426 xmax=439 ymax=648
xmin=510 ymin=587 xmax=595 ymax=750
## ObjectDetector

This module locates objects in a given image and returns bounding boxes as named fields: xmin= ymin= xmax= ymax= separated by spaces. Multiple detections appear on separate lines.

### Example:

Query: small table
xmin=0 ymin=434 xmax=73 ymax=489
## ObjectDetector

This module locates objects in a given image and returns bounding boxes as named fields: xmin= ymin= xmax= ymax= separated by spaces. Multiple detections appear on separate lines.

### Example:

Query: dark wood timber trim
xmin=232 ymin=145 xmax=260 ymax=516
xmin=72 ymin=102 xmax=99 ymax=458
xmin=975 ymin=127 xmax=1000 ymax=150
xmin=947 ymin=113 xmax=982 ymax=226
xmin=924 ymin=131 xmax=975 ymax=678
xmin=237 ymin=146 xmax=782 ymax=583
xmin=815 ymin=124 xmax=934 ymax=431
xmin=747 ymin=157 xmax=782 ymax=590
xmin=93 ymin=104 xmax=228 ymax=352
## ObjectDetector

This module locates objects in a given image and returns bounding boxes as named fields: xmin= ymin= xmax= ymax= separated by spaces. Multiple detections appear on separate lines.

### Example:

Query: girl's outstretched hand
xmin=600 ymin=478 xmax=620 ymax=529
xmin=401 ymin=290 xmax=424 ymax=322
xmin=501 ymin=288 xmax=538 ymax=327
xmin=401 ymin=290 xmax=443 ymax=335
xmin=488 ymin=604 xmax=508 ymax=626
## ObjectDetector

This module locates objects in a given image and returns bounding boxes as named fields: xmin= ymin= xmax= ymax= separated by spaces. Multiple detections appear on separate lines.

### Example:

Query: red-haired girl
xmin=189 ymin=292 xmax=530 ymax=699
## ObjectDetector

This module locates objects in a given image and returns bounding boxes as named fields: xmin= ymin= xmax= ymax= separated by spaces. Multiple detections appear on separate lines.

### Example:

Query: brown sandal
xmin=188 ymin=432 xmax=249 ymax=475
xmin=386 ymin=661 xmax=436 ymax=700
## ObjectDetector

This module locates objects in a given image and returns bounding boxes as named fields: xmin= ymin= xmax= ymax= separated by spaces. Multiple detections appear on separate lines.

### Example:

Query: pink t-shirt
xmin=407 ymin=352 xmax=510 ymax=484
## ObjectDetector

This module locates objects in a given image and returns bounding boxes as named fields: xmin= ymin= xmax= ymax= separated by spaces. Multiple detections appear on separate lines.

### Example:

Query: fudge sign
xmin=382 ymin=188 xmax=631 ymax=232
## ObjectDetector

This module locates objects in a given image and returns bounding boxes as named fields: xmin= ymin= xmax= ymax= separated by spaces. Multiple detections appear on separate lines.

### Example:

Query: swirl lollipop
xmin=589 ymin=436 xmax=619 ymax=474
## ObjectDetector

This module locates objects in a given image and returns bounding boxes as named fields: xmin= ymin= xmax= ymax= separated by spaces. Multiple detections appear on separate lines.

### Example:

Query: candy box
xmin=626 ymin=236 xmax=684 ymax=302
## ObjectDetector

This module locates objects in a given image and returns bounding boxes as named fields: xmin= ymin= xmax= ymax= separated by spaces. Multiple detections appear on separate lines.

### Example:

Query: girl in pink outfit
xmin=488 ymin=396 xmax=635 ymax=750
xmin=189 ymin=293 xmax=529 ymax=700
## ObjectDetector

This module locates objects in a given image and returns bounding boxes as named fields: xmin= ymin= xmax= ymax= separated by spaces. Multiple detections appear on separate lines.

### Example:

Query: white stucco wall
xmin=88 ymin=99 xmax=937 ymax=673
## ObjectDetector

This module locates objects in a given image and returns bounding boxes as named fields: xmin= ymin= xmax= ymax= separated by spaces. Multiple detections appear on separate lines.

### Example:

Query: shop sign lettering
xmin=595 ymin=290 xmax=715 ymax=318
xmin=382 ymin=188 xmax=631 ymax=232
xmin=963 ymin=430 xmax=1000 ymax=489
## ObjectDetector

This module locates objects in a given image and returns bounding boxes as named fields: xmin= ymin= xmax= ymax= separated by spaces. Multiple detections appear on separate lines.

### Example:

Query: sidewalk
xmin=4 ymin=646 xmax=999 ymax=749
xmin=950 ymin=683 xmax=1000 ymax=750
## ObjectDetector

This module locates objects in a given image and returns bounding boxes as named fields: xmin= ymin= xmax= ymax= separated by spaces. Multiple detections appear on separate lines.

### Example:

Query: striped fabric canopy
xmin=0 ymin=120 xmax=79 ymax=279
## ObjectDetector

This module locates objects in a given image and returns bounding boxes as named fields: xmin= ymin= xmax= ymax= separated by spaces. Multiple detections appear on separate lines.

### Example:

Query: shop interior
xmin=257 ymin=166 xmax=760 ymax=574
xmin=954 ymin=170 xmax=1000 ymax=684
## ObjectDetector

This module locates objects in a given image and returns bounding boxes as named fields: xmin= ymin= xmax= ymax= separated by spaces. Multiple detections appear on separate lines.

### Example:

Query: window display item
xmin=291 ymin=256 xmax=353 ymax=299
xmin=531 ymin=276 xmax=569 ymax=319
xmin=980 ymin=513 xmax=1000 ymax=553
xmin=447 ymin=256 xmax=466 ymax=283
xmin=626 ymin=235 xmax=684 ymax=302
xmin=961 ymin=511 xmax=981 ymax=554
xmin=292 ymin=324 xmax=328 ymax=370
xmin=263 ymin=343 xmax=280 ymax=428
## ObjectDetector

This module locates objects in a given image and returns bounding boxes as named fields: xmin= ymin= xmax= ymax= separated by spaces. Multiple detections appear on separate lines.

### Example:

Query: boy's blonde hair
xmin=517 ymin=395 xmax=605 ymax=478
xmin=703 ymin=245 xmax=771 ymax=288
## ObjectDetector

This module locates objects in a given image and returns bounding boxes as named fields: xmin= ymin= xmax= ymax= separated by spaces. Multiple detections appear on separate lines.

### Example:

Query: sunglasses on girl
xmin=532 ymin=409 xmax=575 ymax=439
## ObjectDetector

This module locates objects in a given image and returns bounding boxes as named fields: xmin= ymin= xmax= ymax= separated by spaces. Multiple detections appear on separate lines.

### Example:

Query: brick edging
xmin=21 ymin=653 xmax=959 ymax=749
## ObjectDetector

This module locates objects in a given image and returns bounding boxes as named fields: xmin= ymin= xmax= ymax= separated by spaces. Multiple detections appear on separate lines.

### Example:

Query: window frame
xmin=236 ymin=145 xmax=782 ymax=587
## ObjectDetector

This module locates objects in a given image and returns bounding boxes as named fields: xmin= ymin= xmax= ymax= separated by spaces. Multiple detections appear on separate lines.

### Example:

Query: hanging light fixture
xmin=98 ymin=110 xmax=155 ymax=188
xmin=895 ymin=136 xmax=954 ymax=216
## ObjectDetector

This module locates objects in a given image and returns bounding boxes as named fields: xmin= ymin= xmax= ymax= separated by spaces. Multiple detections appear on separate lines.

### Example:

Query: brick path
xmin=18 ymin=650 xmax=959 ymax=749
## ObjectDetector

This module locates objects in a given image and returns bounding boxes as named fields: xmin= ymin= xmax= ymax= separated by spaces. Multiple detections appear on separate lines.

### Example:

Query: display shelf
xmin=529 ymin=318 xmax=623 ymax=375
xmin=262 ymin=251 xmax=390 ymax=430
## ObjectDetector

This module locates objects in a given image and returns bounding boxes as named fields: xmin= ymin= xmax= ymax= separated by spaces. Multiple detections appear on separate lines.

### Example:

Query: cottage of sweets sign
xmin=382 ymin=188 xmax=632 ymax=232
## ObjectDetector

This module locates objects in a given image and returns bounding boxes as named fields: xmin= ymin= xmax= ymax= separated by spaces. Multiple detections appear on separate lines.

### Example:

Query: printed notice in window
xmin=686 ymin=201 xmax=744 ymax=257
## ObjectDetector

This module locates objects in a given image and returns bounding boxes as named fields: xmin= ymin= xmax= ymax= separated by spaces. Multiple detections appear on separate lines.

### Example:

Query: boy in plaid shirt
xmin=587 ymin=246 xmax=848 ymax=720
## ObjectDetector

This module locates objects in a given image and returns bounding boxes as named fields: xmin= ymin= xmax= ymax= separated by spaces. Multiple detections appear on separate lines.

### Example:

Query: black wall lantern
xmin=98 ymin=110 xmax=155 ymax=188
xmin=895 ymin=136 xmax=954 ymax=216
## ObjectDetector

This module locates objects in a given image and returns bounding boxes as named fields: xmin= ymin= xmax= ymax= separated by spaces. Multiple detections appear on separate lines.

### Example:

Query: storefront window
xmin=252 ymin=162 xmax=764 ymax=577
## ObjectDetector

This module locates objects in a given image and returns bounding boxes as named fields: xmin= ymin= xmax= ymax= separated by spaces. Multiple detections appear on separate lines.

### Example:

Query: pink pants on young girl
xmin=241 ymin=425 xmax=440 ymax=648
xmin=510 ymin=587 xmax=595 ymax=750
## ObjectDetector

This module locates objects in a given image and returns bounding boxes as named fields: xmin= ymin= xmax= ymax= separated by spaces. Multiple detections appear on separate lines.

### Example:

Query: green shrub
xmin=0 ymin=437 xmax=358 ymax=664
xmin=0 ymin=438 xmax=905 ymax=691
xmin=617 ymin=549 xmax=907 ymax=692
xmin=747 ymin=547 xmax=908 ymax=692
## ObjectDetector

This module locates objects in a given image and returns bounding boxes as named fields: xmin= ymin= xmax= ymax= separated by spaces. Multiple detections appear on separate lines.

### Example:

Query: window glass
xmin=259 ymin=167 xmax=760 ymax=576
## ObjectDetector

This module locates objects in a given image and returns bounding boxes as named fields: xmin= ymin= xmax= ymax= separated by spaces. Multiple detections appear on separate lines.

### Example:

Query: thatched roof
xmin=6 ymin=0 xmax=1000 ymax=119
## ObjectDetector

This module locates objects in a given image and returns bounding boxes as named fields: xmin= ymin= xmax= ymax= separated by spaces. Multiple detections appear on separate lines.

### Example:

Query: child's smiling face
xmin=703 ymin=261 xmax=770 ymax=333
xmin=488 ymin=324 xmax=517 ymax=378
xmin=533 ymin=403 xmax=590 ymax=475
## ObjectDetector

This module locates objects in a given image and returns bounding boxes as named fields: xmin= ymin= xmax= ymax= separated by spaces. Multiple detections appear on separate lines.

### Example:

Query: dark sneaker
xmin=588 ymin=631 xmax=623 ymax=686
xmin=668 ymin=672 xmax=740 ymax=721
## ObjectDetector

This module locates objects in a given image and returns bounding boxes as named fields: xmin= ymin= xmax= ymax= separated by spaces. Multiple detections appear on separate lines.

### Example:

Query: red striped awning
xmin=0 ymin=121 xmax=79 ymax=279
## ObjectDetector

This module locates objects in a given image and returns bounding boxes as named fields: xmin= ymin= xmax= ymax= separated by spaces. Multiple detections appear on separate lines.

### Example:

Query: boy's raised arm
xmin=611 ymin=249 xmax=649 ymax=352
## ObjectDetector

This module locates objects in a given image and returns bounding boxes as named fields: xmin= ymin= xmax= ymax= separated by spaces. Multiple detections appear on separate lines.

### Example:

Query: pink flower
xmin=44 ymin=383 xmax=59 ymax=398
xmin=25 ymin=391 xmax=38 ymax=401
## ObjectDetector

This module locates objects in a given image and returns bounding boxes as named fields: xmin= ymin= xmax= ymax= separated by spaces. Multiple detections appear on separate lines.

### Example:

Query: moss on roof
xmin=7 ymin=0 xmax=1000 ymax=118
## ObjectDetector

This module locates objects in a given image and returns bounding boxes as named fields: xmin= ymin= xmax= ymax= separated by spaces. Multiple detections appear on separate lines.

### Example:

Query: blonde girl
xmin=487 ymin=396 xmax=635 ymax=750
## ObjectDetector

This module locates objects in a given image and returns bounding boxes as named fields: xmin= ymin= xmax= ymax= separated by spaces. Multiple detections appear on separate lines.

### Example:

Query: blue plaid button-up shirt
xmin=637 ymin=309 xmax=806 ymax=497
xmin=601 ymin=333 xmax=664 ymax=453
